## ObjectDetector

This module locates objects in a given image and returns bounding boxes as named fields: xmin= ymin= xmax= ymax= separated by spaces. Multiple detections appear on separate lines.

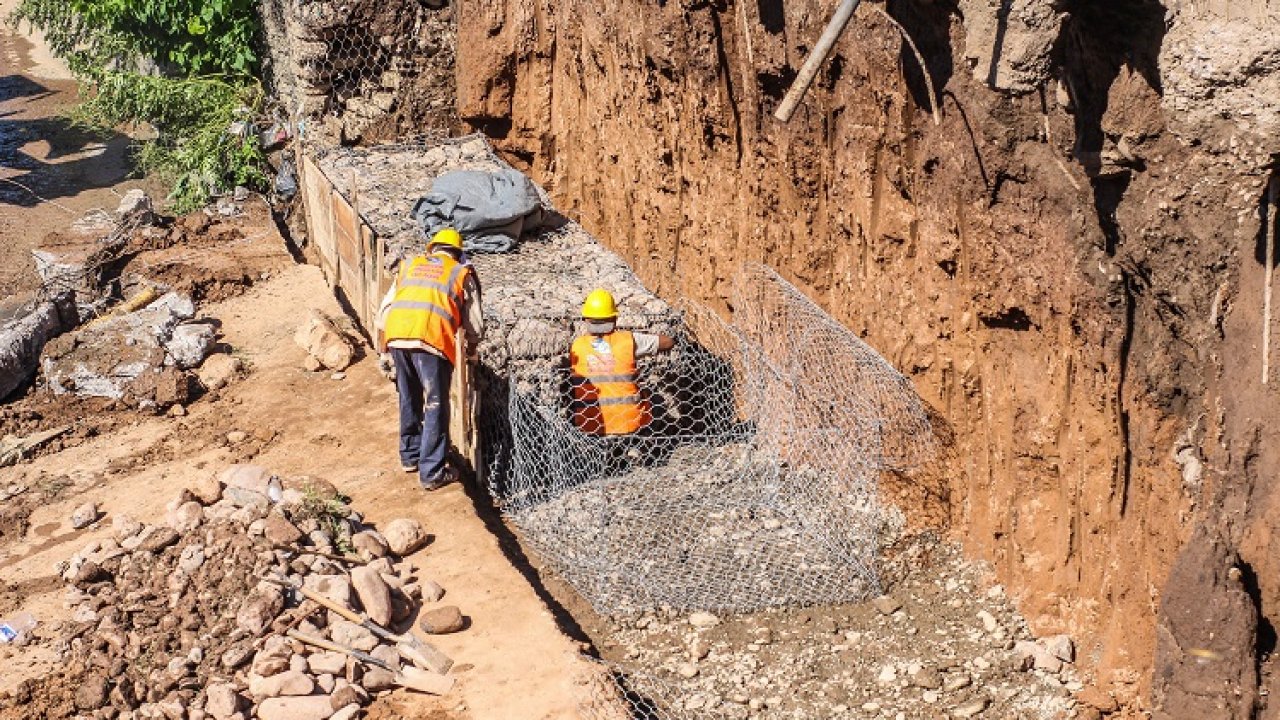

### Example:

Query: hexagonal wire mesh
xmin=578 ymin=659 xmax=734 ymax=720
xmin=489 ymin=262 xmax=935 ymax=615
xmin=259 ymin=0 xmax=455 ymax=143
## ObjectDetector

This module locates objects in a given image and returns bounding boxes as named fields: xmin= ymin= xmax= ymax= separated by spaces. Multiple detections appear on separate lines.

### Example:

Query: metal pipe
xmin=773 ymin=0 xmax=863 ymax=123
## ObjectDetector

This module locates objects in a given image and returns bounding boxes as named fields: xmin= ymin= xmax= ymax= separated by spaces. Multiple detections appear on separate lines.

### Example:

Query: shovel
xmin=268 ymin=576 xmax=453 ymax=674
xmin=287 ymin=629 xmax=454 ymax=696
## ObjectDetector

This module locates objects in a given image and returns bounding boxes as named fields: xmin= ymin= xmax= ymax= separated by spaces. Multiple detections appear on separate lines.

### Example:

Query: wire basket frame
xmin=487 ymin=261 xmax=934 ymax=614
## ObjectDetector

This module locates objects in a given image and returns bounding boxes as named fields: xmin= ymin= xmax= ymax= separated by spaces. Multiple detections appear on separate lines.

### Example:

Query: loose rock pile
xmin=583 ymin=541 xmax=1089 ymax=720
xmin=0 ymin=465 xmax=463 ymax=720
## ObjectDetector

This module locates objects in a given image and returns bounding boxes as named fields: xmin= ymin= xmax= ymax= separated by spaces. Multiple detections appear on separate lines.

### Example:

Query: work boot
xmin=421 ymin=467 xmax=458 ymax=491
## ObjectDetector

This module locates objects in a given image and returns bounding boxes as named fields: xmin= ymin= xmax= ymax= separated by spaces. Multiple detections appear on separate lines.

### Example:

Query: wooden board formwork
xmin=298 ymin=149 xmax=479 ymax=477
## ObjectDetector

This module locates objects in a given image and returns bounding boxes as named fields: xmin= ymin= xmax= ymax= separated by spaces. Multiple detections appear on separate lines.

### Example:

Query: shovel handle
xmin=286 ymin=629 xmax=391 ymax=671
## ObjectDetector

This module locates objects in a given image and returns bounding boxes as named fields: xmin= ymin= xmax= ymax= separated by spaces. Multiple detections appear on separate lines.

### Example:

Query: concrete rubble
xmin=41 ymin=291 xmax=217 ymax=406
xmin=1 ymin=466 xmax=464 ymax=718
xmin=0 ymin=293 xmax=77 ymax=400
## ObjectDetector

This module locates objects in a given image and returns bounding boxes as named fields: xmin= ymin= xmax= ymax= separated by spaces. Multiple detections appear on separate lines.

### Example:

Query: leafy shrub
xmin=10 ymin=0 xmax=267 ymax=212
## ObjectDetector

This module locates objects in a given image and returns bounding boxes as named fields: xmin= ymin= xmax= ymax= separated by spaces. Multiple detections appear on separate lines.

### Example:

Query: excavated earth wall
xmin=446 ymin=0 xmax=1280 ymax=715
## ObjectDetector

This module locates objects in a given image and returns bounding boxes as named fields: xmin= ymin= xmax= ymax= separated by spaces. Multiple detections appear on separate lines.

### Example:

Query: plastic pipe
xmin=774 ymin=0 xmax=863 ymax=123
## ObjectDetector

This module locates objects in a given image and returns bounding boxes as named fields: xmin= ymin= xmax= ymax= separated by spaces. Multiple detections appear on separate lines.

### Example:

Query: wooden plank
xmin=301 ymin=156 xmax=338 ymax=283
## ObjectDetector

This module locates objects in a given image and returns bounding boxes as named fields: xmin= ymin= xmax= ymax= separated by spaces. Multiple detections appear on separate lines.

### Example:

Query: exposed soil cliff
xmin=452 ymin=0 xmax=1280 ymax=713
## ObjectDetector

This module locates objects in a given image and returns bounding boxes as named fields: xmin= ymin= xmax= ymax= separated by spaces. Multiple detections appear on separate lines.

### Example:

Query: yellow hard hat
xmin=429 ymin=227 xmax=463 ymax=250
xmin=581 ymin=289 xmax=618 ymax=320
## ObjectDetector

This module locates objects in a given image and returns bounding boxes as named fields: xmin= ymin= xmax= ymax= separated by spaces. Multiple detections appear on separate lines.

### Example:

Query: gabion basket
xmin=487 ymin=264 xmax=932 ymax=614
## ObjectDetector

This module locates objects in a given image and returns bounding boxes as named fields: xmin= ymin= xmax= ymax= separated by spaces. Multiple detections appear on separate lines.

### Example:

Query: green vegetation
xmin=10 ymin=0 xmax=268 ymax=212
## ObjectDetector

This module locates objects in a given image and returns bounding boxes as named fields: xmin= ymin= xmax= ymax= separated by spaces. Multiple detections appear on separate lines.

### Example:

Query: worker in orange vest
xmin=376 ymin=228 xmax=483 ymax=490
xmin=569 ymin=289 xmax=673 ymax=436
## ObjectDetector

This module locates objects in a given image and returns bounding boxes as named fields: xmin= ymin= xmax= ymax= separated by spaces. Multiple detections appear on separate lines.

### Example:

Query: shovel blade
xmin=398 ymin=638 xmax=454 ymax=674
xmin=397 ymin=666 xmax=454 ymax=695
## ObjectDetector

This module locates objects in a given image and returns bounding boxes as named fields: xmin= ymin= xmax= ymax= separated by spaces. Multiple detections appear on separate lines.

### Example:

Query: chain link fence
xmin=488 ymin=263 xmax=934 ymax=615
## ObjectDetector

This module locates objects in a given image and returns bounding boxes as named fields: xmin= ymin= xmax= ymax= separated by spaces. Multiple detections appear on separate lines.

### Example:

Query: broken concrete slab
xmin=41 ymin=291 xmax=201 ymax=403
xmin=0 ymin=293 xmax=78 ymax=401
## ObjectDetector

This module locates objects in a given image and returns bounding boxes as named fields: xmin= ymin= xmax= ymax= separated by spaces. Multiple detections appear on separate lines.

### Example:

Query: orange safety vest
xmin=383 ymin=252 xmax=470 ymax=364
xmin=570 ymin=331 xmax=651 ymax=435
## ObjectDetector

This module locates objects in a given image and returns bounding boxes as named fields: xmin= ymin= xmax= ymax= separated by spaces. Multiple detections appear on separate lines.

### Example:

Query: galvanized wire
xmin=488 ymin=264 xmax=934 ymax=614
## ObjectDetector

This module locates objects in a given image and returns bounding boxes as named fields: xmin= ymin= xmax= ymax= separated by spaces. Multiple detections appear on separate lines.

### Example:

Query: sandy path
xmin=0 ymin=3 xmax=142 ymax=300
xmin=0 ymin=257 xmax=594 ymax=718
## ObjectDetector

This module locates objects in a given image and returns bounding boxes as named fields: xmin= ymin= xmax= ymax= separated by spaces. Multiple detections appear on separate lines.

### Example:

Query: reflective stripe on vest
xmin=383 ymin=253 xmax=469 ymax=364
xmin=569 ymin=331 xmax=651 ymax=435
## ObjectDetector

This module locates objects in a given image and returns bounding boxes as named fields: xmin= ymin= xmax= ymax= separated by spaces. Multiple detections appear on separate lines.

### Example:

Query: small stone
xmin=138 ymin=527 xmax=180 ymax=553
xmin=677 ymin=663 xmax=699 ymax=679
xmin=70 ymin=503 xmax=99 ymax=529
xmin=977 ymin=610 xmax=998 ymax=633
xmin=251 ymin=636 xmax=293 ymax=676
xmin=74 ymin=674 xmax=109 ymax=710
xmin=911 ymin=669 xmax=942 ymax=690
xmin=256 ymin=696 xmax=334 ymax=720
xmin=418 ymin=605 xmax=464 ymax=634
xmin=382 ymin=518 xmax=428 ymax=555
xmin=363 ymin=667 xmax=396 ymax=692
xmin=872 ymin=595 xmax=902 ymax=615
xmin=190 ymin=476 xmax=224 ymax=505
xmin=329 ymin=685 xmax=366 ymax=710
xmin=204 ymin=684 xmax=242 ymax=719
xmin=943 ymin=673 xmax=972 ymax=692
xmin=197 ymin=353 xmax=243 ymax=390
xmin=168 ymin=501 xmax=204 ymax=532
xmin=351 ymin=530 xmax=389 ymax=561
xmin=688 ymin=612 xmax=719 ymax=629
xmin=236 ymin=587 xmax=284 ymax=635
xmin=221 ymin=642 xmax=253 ymax=670
xmin=303 ymin=574 xmax=353 ymax=608
xmin=1045 ymin=634 xmax=1075 ymax=663
xmin=951 ymin=697 xmax=989 ymax=718
xmin=248 ymin=670 xmax=314 ymax=699
xmin=420 ymin=579 xmax=445 ymax=602
xmin=169 ymin=404 xmax=186 ymax=417
xmin=307 ymin=651 xmax=347 ymax=676
xmin=351 ymin=566 xmax=394 ymax=626
xmin=112 ymin=513 xmax=143 ymax=540
xmin=330 ymin=371 xmax=346 ymax=381
xmin=302 ymin=355 xmax=323 ymax=372
xmin=178 ymin=544 xmax=205 ymax=573
xmin=329 ymin=619 xmax=378 ymax=652
xmin=923 ymin=690 xmax=939 ymax=704
xmin=262 ymin=514 xmax=303 ymax=545
xmin=226 ymin=431 xmax=248 ymax=444
xmin=329 ymin=705 xmax=360 ymax=720
xmin=877 ymin=665 xmax=897 ymax=683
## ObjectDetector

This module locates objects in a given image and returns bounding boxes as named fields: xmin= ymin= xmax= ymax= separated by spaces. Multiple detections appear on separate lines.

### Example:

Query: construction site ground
xmin=0 ymin=9 xmax=1125 ymax=719
xmin=0 ymin=236 xmax=591 ymax=718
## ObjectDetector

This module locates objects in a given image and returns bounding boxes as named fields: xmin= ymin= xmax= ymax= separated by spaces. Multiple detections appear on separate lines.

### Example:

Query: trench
xmin=265 ymin=0 xmax=1280 ymax=714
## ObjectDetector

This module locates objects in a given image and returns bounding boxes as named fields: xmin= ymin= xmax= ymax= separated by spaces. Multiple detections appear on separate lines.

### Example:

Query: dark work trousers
xmin=391 ymin=347 xmax=453 ymax=486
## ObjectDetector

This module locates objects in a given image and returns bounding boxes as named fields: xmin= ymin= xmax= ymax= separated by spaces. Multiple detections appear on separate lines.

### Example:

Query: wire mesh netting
xmin=578 ymin=660 xmax=733 ymax=720
xmin=488 ymin=263 xmax=935 ymax=615
xmin=259 ymin=0 xmax=455 ymax=145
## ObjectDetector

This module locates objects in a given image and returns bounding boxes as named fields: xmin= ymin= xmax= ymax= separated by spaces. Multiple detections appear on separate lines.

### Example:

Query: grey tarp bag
xmin=411 ymin=169 xmax=546 ymax=253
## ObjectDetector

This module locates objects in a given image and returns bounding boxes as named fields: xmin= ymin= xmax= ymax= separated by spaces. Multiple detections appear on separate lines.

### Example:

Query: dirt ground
xmin=0 ymin=0 xmax=147 ymax=301
xmin=0 ymin=235 xmax=594 ymax=718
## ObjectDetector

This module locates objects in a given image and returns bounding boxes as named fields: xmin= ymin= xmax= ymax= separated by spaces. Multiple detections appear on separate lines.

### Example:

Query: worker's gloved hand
xmin=378 ymin=353 xmax=396 ymax=382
